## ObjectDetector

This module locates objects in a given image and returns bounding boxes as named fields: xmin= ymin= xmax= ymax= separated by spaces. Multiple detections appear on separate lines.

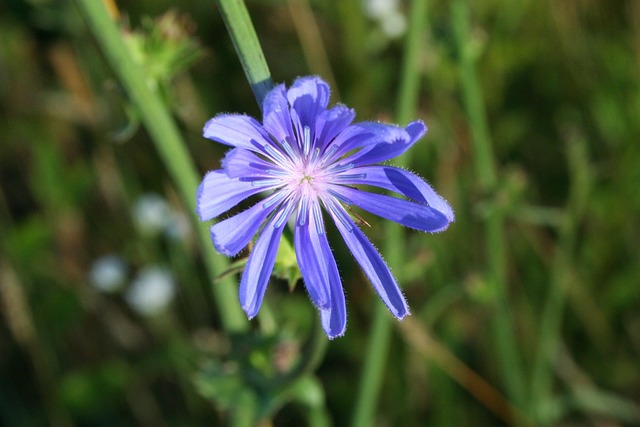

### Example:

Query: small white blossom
xmin=364 ymin=0 xmax=399 ymax=19
xmin=126 ymin=266 xmax=176 ymax=316
xmin=89 ymin=254 xmax=127 ymax=293
xmin=133 ymin=193 xmax=173 ymax=235
xmin=380 ymin=11 xmax=406 ymax=38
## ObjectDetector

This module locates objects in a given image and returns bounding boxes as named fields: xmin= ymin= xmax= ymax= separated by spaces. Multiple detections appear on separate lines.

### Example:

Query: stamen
xmin=263 ymin=143 xmax=289 ymax=165
xmin=251 ymin=178 xmax=283 ymax=187
xmin=331 ymin=204 xmax=353 ymax=232
xmin=266 ymin=168 xmax=291 ymax=177
xmin=321 ymin=145 xmax=338 ymax=163
xmin=303 ymin=126 xmax=311 ymax=157
xmin=329 ymin=163 xmax=355 ymax=174
xmin=262 ymin=190 xmax=287 ymax=209
xmin=280 ymin=137 xmax=297 ymax=160
xmin=327 ymin=188 xmax=352 ymax=204
xmin=313 ymin=205 xmax=325 ymax=235
xmin=298 ymin=197 xmax=309 ymax=226
xmin=333 ymin=173 xmax=367 ymax=182
xmin=310 ymin=147 xmax=321 ymax=165
xmin=274 ymin=196 xmax=297 ymax=228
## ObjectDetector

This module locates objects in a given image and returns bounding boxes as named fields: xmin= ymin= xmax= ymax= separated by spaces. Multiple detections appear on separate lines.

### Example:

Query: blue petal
xmin=317 ymin=238 xmax=347 ymax=338
xmin=222 ymin=148 xmax=277 ymax=179
xmin=322 ymin=125 xmax=376 ymax=163
xmin=203 ymin=114 xmax=273 ymax=153
xmin=210 ymin=193 xmax=282 ymax=256
xmin=328 ymin=185 xmax=451 ymax=232
xmin=294 ymin=199 xmax=331 ymax=310
xmin=238 ymin=215 xmax=287 ymax=318
xmin=315 ymin=105 xmax=356 ymax=151
xmin=262 ymin=83 xmax=294 ymax=143
xmin=288 ymin=105 xmax=307 ymax=154
xmin=287 ymin=76 xmax=330 ymax=131
xmin=336 ymin=165 xmax=455 ymax=222
xmin=319 ymin=274 xmax=347 ymax=338
xmin=295 ymin=199 xmax=346 ymax=338
xmin=322 ymin=197 xmax=409 ymax=319
xmin=342 ymin=120 xmax=427 ymax=166
xmin=196 ymin=170 xmax=275 ymax=221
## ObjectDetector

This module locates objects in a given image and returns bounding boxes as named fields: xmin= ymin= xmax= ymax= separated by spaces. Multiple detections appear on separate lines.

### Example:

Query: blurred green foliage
xmin=1 ymin=0 xmax=639 ymax=426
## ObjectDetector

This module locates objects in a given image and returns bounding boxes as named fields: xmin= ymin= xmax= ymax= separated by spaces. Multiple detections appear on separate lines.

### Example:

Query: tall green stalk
xmin=75 ymin=0 xmax=247 ymax=332
xmin=216 ymin=0 xmax=274 ymax=106
xmin=350 ymin=1 xmax=429 ymax=426
xmin=451 ymin=0 xmax=527 ymax=414
xmin=530 ymin=134 xmax=590 ymax=424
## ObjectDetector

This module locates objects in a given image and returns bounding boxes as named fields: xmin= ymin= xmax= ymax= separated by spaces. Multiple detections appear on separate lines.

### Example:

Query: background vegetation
xmin=1 ymin=0 xmax=639 ymax=426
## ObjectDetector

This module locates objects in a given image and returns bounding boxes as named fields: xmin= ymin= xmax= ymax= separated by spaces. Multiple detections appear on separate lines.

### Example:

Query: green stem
xmin=349 ymin=311 xmax=394 ymax=427
xmin=350 ymin=1 xmax=428 ymax=426
xmin=75 ymin=0 xmax=247 ymax=332
xmin=216 ymin=0 xmax=273 ymax=106
xmin=451 ymin=0 xmax=527 ymax=414
xmin=530 ymin=134 xmax=590 ymax=424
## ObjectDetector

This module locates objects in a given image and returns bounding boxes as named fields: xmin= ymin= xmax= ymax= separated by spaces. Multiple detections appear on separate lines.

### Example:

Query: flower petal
xmin=316 ymin=232 xmax=347 ymax=338
xmin=262 ymin=83 xmax=294 ymax=143
xmin=337 ymin=165 xmax=454 ymax=222
xmin=322 ymin=197 xmax=409 ymax=318
xmin=211 ymin=193 xmax=282 ymax=256
xmin=294 ymin=199 xmax=331 ymax=310
xmin=322 ymin=125 xmax=376 ymax=162
xmin=197 ymin=170 xmax=276 ymax=221
xmin=238 ymin=215 xmax=287 ymax=318
xmin=329 ymin=185 xmax=450 ymax=232
xmin=315 ymin=105 xmax=356 ymax=151
xmin=222 ymin=148 xmax=278 ymax=179
xmin=343 ymin=120 xmax=427 ymax=166
xmin=287 ymin=76 xmax=331 ymax=130
xmin=203 ymin=114 xmax=272 ymax=153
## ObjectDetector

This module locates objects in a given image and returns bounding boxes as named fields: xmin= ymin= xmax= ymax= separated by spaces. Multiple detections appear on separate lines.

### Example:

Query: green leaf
xmin=193 ymin=361 xmax=248 ymax=410
xmin=273 ymin=235 xmax=302 ymax=292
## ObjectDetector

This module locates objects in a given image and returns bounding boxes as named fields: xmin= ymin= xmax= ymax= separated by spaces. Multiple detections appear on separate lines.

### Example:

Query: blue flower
xmin=197 ymin=76 xmax=454 ymax=338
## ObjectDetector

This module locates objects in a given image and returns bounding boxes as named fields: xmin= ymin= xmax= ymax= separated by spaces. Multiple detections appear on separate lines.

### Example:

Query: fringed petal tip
xmin=287 ymin=76 xmax=332 ymax=129
xmin=288 ymin=75 xmax=331 ymax=103
xmin=261 ymin=82 xmax=288 ymax=111
xmin=195 ymin=170 xmax=265 ymax=222
xmin=195 ymin=178 xmax=207 ymax=222
xmin=241 ymin=299 xmax=260 ymax=320
xmin=243 ymin=308 xmax=258 ymax=321
xmin=210 ymin=229 xmax=239 ymax=257
xmin=406 ymin=120 xmax=427 ymax=143
xmin=210 ymin=200 xmax=278 ymax=258
xmin=430 ymin=194 xmax=455 ymax=226
xmin=203 ymin=114 xmax=270 ymax=152
xmin=325 ymin=328 xmax=346 ymax=340
xmin=394 ymin=306 xmax=410 ymax=320
xmin=321 ymin=308 xmax=347 ymax=339
xmin=385 ymin=294 xmax=410 ymax=319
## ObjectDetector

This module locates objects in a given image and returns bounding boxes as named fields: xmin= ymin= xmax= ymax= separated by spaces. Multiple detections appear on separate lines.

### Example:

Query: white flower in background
xmin=364 ymin=0 xmax=399 ymax=19
xmin=165 ymin=211 xmax=191 ymax=241
xmin=363 ymin=0 xmax=407 ymax=39
xmin=133 ymin=193 xmax=173 ymax=235
xmin=126 ymin=266 xmax=176 ymax=316
xmin=89 ymin=254 xmax=127 ymax=293
xmin=379 ymin=11 xmax=406 ymax=38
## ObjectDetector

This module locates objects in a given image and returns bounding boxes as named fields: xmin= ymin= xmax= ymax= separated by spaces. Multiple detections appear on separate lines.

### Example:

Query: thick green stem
xmin=75 ymin=0 xmax=247 ymax=332
xmin=216 ymin=0 xmax=274 ymax=106
xmin=451 ymin=0 xmax=527 ymax=414
xmin=350 ymin=1 xmax=428 ymax=426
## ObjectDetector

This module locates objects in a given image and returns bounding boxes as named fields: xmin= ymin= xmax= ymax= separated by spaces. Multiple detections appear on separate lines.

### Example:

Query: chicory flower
xmin=197 ymin=76 xmax=453 ymax=338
